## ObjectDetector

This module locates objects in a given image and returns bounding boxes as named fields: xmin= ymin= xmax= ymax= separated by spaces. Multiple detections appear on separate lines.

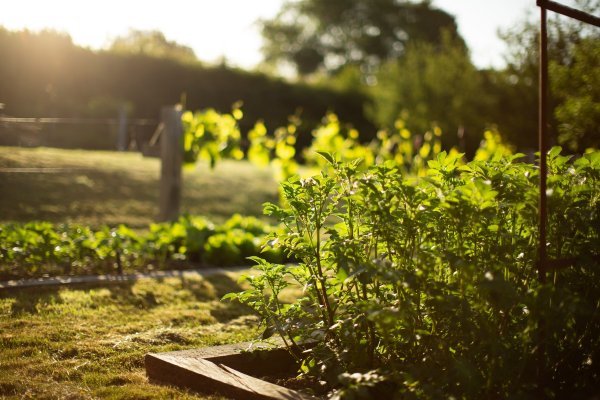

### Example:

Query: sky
xmin=0 ymin=0 xmax=582 ymax=70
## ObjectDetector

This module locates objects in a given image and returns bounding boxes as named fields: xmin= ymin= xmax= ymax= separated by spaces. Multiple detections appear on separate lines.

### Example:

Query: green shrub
xmin=220 ymin=213 xmax=274 ymax=236
xmin=202 ymin=232 xmax=244 ymax=267
xmin=0 ymin=215 xmax=279 ymax=280
xmin=225 ymin=148 xmax=600 ymax=399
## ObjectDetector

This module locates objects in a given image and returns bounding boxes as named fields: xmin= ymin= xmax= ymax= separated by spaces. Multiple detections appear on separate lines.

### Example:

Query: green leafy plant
xmin=0 ymin=215 xmax=282 ymax=280
xmin=225 ymin=148 xmax=600 ymax=399
xmin=181 ymin=104 xmax=244 ymax=168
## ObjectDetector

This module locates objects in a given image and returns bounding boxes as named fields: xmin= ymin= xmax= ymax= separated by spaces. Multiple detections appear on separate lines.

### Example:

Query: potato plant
xmin=0 ymin=214 xmax=283 ymax=280
xmin=226 ymin=148 xmax=600 ymax=399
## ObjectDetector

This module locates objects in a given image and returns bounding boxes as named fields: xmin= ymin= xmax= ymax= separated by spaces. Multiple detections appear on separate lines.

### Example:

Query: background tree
xmin=260 ymin=0 xmax=465 ymax=76
xmin=108 ymin=29 xmax=199 ymax=64
xmin=488 ymin=0 xmax=600 ymax=151
xmin=551 ymin=37 xmax=600 ymax=151
xmin=369 ymin=34 xmax=491 ymax=154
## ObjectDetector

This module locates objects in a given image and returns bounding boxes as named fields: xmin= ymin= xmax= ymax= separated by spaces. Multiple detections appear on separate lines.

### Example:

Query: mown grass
xmin=0 ymin=271 xmax=262 ymax=399
xmin=0 ymin=147 xmax=285 ymax=398
xmin=0 ymin=146 xmax=279 ymax=227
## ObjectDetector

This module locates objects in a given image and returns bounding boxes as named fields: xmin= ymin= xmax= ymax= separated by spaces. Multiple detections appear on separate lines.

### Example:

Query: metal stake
xmin=538 ymin=3 xmax=548 ymax=285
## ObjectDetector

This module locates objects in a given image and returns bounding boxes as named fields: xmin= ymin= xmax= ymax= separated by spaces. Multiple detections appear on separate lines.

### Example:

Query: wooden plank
xmin=0 ymin=267 xmax=246 ymax=291
xmin=156 ymin=340 xmax=297 ymax=377
xmin=146 ymin=348 xmax=315 ymax=400
xmin=0 ymin=117 xmax=156 ymax=125
xmin=0 ymin=168 xmax=94 ymax=173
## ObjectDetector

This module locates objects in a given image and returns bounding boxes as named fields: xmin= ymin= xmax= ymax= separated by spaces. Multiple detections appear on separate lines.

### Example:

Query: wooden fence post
xmin=158 ymin=105 xmax=183 ymax=222
xmin=117 ymin=106 xmax=128 ymax=151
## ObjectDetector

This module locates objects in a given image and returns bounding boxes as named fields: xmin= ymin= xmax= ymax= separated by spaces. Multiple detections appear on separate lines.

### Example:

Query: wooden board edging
xmin=146 ymin=342 xmax=316 ymax=400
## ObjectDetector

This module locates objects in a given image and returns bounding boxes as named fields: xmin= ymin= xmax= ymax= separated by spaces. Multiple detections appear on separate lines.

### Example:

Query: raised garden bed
xmin=146 ymin=341 xmax=317 ymax=400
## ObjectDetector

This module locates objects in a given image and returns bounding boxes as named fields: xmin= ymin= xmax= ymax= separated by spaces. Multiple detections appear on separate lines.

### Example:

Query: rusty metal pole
xmin=537 ymin=2 xmax=549 ymax=393
xmin=534 ymin=0 xmax=599 ymax=392
xmin=544 ymin=0 xmax=600 ymax=26
xmin=538 ymin=3 xmax=548 ymax=285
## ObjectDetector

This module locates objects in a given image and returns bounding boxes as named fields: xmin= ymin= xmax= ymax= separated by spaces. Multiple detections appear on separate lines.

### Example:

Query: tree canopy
xmin=552 ymin=37 xmax=600 ymax=151
xmin=369 ymin=34 xmax=489 ymax=153
xmin=488 ymin=0 xmax=600 ymax=151
xmin=108 ymin=30 xmax=199 ymax=64
xmin=260 ymin=0 xmax=465 ymax=75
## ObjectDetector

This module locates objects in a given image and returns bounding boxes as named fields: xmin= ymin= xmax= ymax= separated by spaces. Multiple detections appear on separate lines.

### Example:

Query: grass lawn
xmin=0 ymin=147 xmax=288 ymax=398
xmin=0 ymin=146 xmax=279 ymax=227
xmin=0 ymin=271 xmax=261 ymax=399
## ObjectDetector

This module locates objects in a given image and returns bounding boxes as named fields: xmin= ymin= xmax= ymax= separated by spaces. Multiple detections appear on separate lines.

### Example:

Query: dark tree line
xmin=1 ymin=0 xmax=598 ymax=155
xmin=0 ymin=28 xmax=374 ymax=151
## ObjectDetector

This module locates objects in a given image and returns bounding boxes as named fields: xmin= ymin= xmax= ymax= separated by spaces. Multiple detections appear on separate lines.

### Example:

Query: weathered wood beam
xmin=146 ymin=341 xmax=315 ymax=400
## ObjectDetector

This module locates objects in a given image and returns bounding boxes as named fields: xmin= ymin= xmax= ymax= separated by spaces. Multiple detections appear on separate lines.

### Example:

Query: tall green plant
xmin=225 ymin=148 xmax=600 ymax=398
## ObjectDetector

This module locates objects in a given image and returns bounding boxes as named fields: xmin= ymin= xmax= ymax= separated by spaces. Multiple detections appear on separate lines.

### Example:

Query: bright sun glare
xmin=0 ymin=0 xmax=571 ymax=70
xmin=0 ymin=0 xmax=282 ymax=68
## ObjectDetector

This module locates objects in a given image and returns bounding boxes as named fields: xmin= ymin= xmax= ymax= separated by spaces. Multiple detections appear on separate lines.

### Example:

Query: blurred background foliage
xmin=0 ymin=27 xmax=373 ymax=152
xmin=108 ymin=29 xmax=199 ymax=64
xmin=260 ymin=0 xmax=465 ymax=76
xmin=0 ymin=0 xmax=598 ymax=155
